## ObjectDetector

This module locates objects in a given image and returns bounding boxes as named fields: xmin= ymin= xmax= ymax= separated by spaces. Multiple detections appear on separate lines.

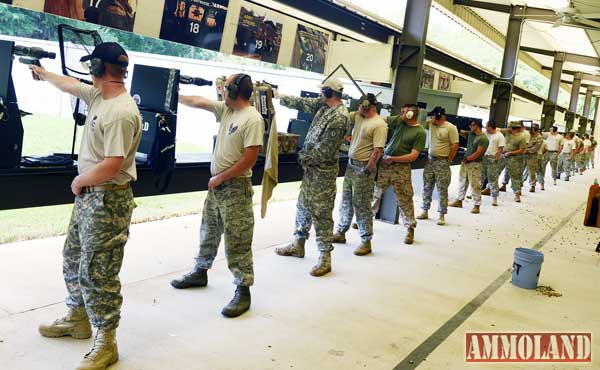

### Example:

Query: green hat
xmin=509 ymin=121 xmax=521 ymax=128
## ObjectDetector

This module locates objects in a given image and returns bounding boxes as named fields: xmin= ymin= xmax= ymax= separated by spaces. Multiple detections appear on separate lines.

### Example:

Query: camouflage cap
xmin=509 ymin=121 xmax=521 ymax=128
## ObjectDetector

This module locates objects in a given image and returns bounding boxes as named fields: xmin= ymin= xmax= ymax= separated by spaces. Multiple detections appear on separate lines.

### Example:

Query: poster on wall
xmin=421 ymin=66 xmax=435 ymax=90
xmin=291 ymin=24 xmax=329 ymax=74
xmin=44 ymin=1 xmax=137 ymax=32
xmin=233 ymin=6 xmax=283 ymax=64
xmin=159 ymin=0 xmax=229 ymax=52
xmin=438 ymin=71 xmax=452 ymax=91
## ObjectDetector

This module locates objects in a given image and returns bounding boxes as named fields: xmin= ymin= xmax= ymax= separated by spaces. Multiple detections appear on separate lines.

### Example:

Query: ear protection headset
xmin=405 ymin=106 xmax=418 ymax=120
xmin=360 ymin=93 xmax=377 ymax=109
xmin=322 ymin=87 xmax=334 ymax=99
xmin=89 ymin=58 xmax=105 ymax=77
xmin=227 ymin=74 xmax=251 ymax=99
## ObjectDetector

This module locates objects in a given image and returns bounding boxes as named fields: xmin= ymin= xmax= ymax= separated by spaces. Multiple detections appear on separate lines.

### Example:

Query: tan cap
xmin=509 ymin=121 xmax=521 ymax=128
xmin=319 ymin=77 xmax=344 ymax=93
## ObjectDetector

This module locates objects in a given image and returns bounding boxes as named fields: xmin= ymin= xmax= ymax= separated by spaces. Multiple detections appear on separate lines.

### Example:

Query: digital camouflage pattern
xmin=558 ymin=153 xmax=573 ymax=180
xmin=422 ymin=158 xmax=451 ymax=214
xmin=280 ymin=96 xmax=349 ymax=251
xmin=63 ymin=188 xmax=135 ymax=330
xmin=482 ymin=156 xmax=503 ymax=197
xmin=457 ymin=162 xmax=483 ymax=205
xmin=195 ymin=177 xmax=255 ymax=286
xmin=525 ymin=133 xmax=543 ymax=186
xmin=372 ymin=162 xmax=416 ymax=229
xmin=537 ymin=152 xmax=549 ymax=185
xmin=526 ymin=154 xmax=540 ymax=187
xmin=337 ymin=163 xmax=376 ymax=242
xmin=548 ymin=152 xmax=559 ymax=180
xmin=506 ymin=155 xmax=526 ymax=193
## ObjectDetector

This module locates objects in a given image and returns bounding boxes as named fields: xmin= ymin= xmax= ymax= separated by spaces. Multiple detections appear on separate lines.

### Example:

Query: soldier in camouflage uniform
xmin=332 ymin=94 xmax=387 ymax=256
xmin=536 ymin=139 xmax=549 ymax=190
xmin=558 ymin=132 xmax=576 ymax=181
xmin=480 ymin=121 xmax=505 ymax=206
xmin=501 ymin=122 xmax=528 ymax=202
xmin=32 ymin=43 xmax=141 ymax=370
xmin=274 ymin=78 xmax=349 ymax=276
xmin=171 ymin=73 xmax=264 ymax=318
xmin=542 ymin=126 xmax=563 ymax=186
xmin=373 ymin=104 xmax=427 ymax=243
xmin=590 ymin=136 xmax=597 ymax=168
xmin=574 ymin=134 xmax=585 ymax=175
xmin=525 ymin=125 xmax=544 ymax=192
xmin=417 ymin=107 xmax=459 ymax=225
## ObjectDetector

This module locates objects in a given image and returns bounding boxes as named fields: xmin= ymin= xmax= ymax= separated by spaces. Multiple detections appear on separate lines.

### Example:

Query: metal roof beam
xmin=522 ymin=46 xmax=600 ymax=67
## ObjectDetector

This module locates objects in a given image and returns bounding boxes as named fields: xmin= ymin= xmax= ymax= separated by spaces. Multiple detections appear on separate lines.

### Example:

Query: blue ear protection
xmin=322 ymin=87 xmax=334 ymax=99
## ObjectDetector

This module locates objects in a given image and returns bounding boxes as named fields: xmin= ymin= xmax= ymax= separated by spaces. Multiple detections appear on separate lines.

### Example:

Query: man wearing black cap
xmin=31 ymin=42 xmax=141 ymax=370
xmin=417 ymin=106 xmax=459 ymax=226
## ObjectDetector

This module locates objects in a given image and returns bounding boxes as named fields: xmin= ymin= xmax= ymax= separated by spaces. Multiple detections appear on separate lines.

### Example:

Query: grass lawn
xmin=2 ymin=114 xmax=342 ymax=244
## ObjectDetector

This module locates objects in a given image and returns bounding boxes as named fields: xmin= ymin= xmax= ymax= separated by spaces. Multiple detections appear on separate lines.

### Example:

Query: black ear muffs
xmin=322 ymin=87 xmax=334 ymax=99
xmin=227 ymin=74 xmax=250 ymax=100
xmin=360 ymin=93 xmax=377 ymax=109
xmin=89 ymin=58 xmax=105 ymax=77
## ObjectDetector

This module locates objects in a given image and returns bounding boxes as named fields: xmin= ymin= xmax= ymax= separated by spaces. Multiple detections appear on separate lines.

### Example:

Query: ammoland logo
xmin=466 ymin=332 xmax=592 ymax=362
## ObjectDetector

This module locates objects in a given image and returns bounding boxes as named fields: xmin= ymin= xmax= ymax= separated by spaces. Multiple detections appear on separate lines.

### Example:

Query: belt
xmin=547 ymin=150 xmax=558 ymax=152
xmin=82 ymin=183 xmax=130 ymax=193
xmin=214 ymin=177 xmax=249 ymax=191
xmin=428 ymin=155 xmax=448 ymax=160
xmin=349 ymin=158 xmax=368 ymax=166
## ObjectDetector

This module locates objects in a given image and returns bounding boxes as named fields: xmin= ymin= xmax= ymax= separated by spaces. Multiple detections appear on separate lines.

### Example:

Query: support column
xmin=391 ymin=0 xmax=433 ymax=114
xmin=566 ymin=71 xmax=582 ymax=132
xmin=583 ymin=86 xmax=593 ymax=118
xmin=541 ymin=52 xmax=565 ymax=131
xmin=489 ymin=6 xmax=524 ymax=128
xmin=593 ymin=97 xmax=599 ymax=134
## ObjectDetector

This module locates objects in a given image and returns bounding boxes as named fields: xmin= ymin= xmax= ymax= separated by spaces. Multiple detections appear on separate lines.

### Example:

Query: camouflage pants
xmin=558 ymin=153 xmax=572 ymax=180
xmin=526 ymin=154 xmax=539 ymax=187
xmin=537 ymin=152 xmax=550 ymax=185
xmin=506 ymin=155 xmax=525 ymax=193
xmin=585 ymin=152 xmax=592 ymax=169
xmin=337 ymin=162 xmax=376 ymax=242
xmin=372 ymin=162 xmax=416 ymax=229
xmin=575 ymin=153 xmax=585 ymax=171
xmin=63 ymin=188 xmax=135 ymax=330
xmin=422 ymin=158 xmax=451 ymax=214
xmin=195 ymin=177 xmax=255 ymax=286
xmin=482 ymin=156 xmax=502 ymax=197
xmin=457 ymin=161 xmax=482 ymax=205
xmin=294 ymin=165 xmax=338 ymax=252
xmin=547 ymin=152 xmax=559 ymax=180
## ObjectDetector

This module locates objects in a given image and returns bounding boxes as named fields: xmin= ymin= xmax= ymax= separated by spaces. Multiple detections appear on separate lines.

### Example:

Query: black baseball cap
xmin=429 ymin=106 xmax=446 ymax=117
xmin=80 ymin=42 xmax=129 ymax=67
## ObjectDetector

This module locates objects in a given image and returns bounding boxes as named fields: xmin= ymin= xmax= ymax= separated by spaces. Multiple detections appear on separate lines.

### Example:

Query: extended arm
xmin=30 ymin=65 xmax=82 ymax=96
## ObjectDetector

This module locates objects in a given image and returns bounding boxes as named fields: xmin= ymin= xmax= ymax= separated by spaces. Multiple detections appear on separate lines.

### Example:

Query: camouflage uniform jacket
xmin=280 ymin=96 xmax=349 ymax=168
xmin=526 ymin=133 xmax=544 ymax=154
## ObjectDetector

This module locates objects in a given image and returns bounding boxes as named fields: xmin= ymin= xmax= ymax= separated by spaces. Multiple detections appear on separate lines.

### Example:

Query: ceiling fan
xmin=552 ymin=6 xmax=600 ymax=28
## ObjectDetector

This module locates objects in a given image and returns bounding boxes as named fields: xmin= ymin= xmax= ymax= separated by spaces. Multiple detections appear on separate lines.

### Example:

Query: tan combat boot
xmin=332 ymin=231 xmax=346 ymax=244
xmin=471 ymin=205 xmax=480 ymax=214
xmin=436 ymin=214 xmax=445 ymax=226
xmin=499 ymin=184 xmax=507 ymax=192
xmin=449 ymin=199 xmax=463 ymax=208
xmin=310 ymin=252 xmax=331 ymax=277
xmin=404 ymin=228 xmax=414 ymax=244
xmin=275 ymin=239 xmax=305 ymax=258
xmin=514 ymin=192 xmax=521 ymax=203
xmin=75 ymin=329 xmax=118 ymax=370
xmin=492 ymin=197 xmax=498 ymax=206
xmin=529 ymin=186 xmax=535 ymax=193
xmin=416 ymin=210 xmax=428 ymax=220
xmin=481 ymin=188 xmax=491 ymax=196
xmin=39 ymin=307 xmax=92 ymax=339
xmin=353 ymin=240 xmax=372 ymax=256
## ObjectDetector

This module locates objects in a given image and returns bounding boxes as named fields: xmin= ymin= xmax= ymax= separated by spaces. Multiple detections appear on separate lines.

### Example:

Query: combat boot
xmin=274 ymin=238 xmax=305 ymax=258
xmin=404 ymin=228 xmax=414 ymax=244
xmin=416 ymin=210 xmax=428 ymax=220
xmin=39 ymin=307 xmax=92 ymax=339
xmin=471 ymin=205 xmax=480 ymax=214
xmin=75 ymin=329 xmax=118 ymax=370
xmin=170 ymin=268 xmax=207 ymax=289
xmin=436 ymin=214 xmax=445 ymax=226
xmin=499 ymin=184 xmax=507 ymax=192
xmin=310 ymin=252 xmax=331 ymax=277
xmin=332 ymin=231 xmax=347 ymax=244
xmin=351 ymin=223 xmax=359 ymax=230
xmin=481 ymin=188 xmax=491 ymax=196
xmin=541 ymin=184 xmax=545 ymax=191
xmin=492 ymin=197 xmax=498 ymax=206
xmin=221 ymin=286 xmax=251 ymax=318
xmin=449 ymin=199 xmax=463 ymax=208
xmin=529 ymin=186 xmax=535 ymax=193
xmin=514 ymin=192 xmax=521 ymax=203
xmin=354 ymin=240 xmax=372 ymax=256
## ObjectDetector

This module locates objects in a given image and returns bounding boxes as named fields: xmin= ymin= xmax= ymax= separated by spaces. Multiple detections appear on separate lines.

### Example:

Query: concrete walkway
xmin=1 ymin=169 xmax=599 ymax=370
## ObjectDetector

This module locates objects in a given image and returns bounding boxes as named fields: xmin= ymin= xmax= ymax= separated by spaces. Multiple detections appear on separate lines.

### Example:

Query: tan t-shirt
xmin=76 ymin=85 xmax=142 ymax=185
xmin=211 ymin=102 xmax=264 ymax=177
xmin=347 ymin=112 xmax=388 ymax=161
xmin=424 ymin=120 xmax=459 ymax=157
xmin=503 ymin=132 xmax=528 ymax=152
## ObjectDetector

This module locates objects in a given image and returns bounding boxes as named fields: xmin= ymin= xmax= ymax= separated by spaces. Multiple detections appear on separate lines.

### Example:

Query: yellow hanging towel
xmin=261 ymin=114 xmax=279 ymax=218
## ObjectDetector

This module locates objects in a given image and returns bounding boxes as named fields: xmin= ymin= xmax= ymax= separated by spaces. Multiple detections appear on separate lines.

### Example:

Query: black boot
xmin=221 ymin=286 xmax=251 ymax=318
xmin=170 ymin=268 xmax=208 ymax=289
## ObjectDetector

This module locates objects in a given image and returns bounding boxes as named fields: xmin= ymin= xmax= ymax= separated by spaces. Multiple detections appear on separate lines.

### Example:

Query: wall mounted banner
xmin=233 ymin=5 xmax=283 ymax=64
xmin=44 ymin=0 xmax=138 ymax=32
xmin=160 ymin=0 xmax=229 ymax=52
xmin=291 ymin=24 xmax=329 ymax=74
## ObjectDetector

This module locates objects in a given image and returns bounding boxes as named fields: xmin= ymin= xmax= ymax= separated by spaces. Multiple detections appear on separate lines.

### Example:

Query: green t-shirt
xmin=465 ymin=132 xmax=489 ymax=162
xmin=384 ymin=116 xmax=427 ymax=157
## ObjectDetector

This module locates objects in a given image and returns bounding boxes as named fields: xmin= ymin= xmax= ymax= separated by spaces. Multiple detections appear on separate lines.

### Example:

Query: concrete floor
xmin=1 ymin=168 xmax=600 ymax=370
